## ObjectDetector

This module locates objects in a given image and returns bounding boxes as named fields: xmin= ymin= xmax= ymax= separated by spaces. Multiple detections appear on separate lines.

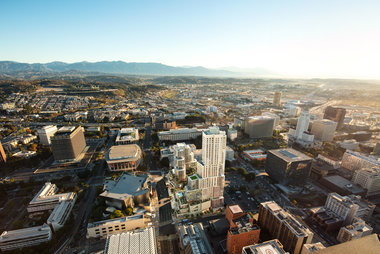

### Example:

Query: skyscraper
xmin=273 ymin=91 xmax=282 ymax=107
xmin=0 ymin=141 xmax=6 ymax=164
xmin=294 ymin=111 xmax=310 ymax=140
xmin=186 ymin=126 xmax=226 ymax=210
xmin=311 ymin=119 xmax=337 ymax=142
xmin=51 ymin=126 xmax=86 ymax=162
xmin=323 ymin=106 xmax=346 ymax=130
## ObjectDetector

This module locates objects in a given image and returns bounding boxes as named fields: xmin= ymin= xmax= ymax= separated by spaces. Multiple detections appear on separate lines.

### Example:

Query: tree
xmin=125 ymin=207 xmax=133 ymax=216
xmin=110 ymin=209 xmax=124 ymax=219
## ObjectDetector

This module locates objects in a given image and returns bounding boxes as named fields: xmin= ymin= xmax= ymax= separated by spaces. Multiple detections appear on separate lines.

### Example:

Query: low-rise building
xmin=178 ymin=223 xmax=214 ymax=254
xmin=243 ymin=149 xmax=267 ymax=162
xmin=115 ymin=128 xmax=139 ymax=144
xmin=27 ymin=182 xmax=76 ymax=213
xmin=301 ymin=242 xmax=326 ymax=254
xmin=104 ymin=227 xmax=157 ymax=254
xmin=337 ymin=218 xmax=373 ymax=243
xmin=47 ymin=198 xmax=77 ymax=232
xmin=0 ymin=224 xmax=52 ymax=251
xmin=320 ymin=175 xmax=366 ymax=196
xmin=87 ymin=214 xmax=146 ymax=238
xmin=105 ymin=144 xmax=142 ymax=171
xmin=99 ymin=174 xmax=150 ymax=210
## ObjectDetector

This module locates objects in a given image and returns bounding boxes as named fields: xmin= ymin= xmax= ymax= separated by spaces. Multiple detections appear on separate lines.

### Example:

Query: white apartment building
xmin=87 ymin=214 xmax=146 ymax=238
xmin=337 ymin=218 xmax=373 ymax=243
xmin=170 ymin=143 xmax=196 ymax=180
xmin=324 ymin=193 xmax=375 ymax=224
xmin=311 ymin=119 xmax=337 ymax=142
xmin=115 ymin=128 xmax=139 ymax=144
xmin=352 ymin=167 xmax=380 ymax=197
xmin=27 ymin=182 xmax=76 ymax=213
xmin=37 ymin=125 xmax=58 ymax=145
xmin=0 ymin=224 xmax=52 ymax=251
xmin=186 ymin=127 xmax=226 ymax=210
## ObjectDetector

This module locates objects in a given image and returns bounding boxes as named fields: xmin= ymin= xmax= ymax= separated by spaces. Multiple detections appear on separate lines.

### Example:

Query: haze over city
xmin=1 ymin=0 xmax=380 ymax=78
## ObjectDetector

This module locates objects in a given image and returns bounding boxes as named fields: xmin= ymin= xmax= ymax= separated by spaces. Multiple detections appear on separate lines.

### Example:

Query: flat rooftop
xmin=88 ymin=214 xmax=144 ymax=229
xmin=106 ymin=144 xmax=141 ymax=162
xmin=57 ymin=126 xmax=76 ymax=133
xmin=229 ymin=205 xmax=243 ymax=214
xmin=0 ymin=224 xmax=51 ymax=241
xmin=315 ymin=234 xmax=380 ymax=254
xmin=322 ymin=175 xmax=365 ymax=195
xmin=269 ymin=148 xmax=312 ymax=162
xmin=243 ymin=239 xmax=287 ymax=254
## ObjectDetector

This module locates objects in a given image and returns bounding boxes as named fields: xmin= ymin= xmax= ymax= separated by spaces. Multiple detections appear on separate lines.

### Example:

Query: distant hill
xmin=0 ymin=61 xmax=276 ymax=77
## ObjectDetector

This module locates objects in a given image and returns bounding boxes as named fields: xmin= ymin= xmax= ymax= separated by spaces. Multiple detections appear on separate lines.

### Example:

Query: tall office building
xmin=266 ymin=148 xmax=313 ymax=185
xmin=51 ymin=126 xmax=86 ymax=162
xmin=311 ymin=119 xmax=337 ymax=142
xmin=37 ymin=125 xmax=58 ymax=145
xmin=258 ymin=201 xmax=313 ymax=254
xmin=323 ymin=106 xmax=346 ymax=130
xmin=352 ymin=167 xmax=380 ymax=197
xmin=273 ymin=91 xmax=282 ymax=107
xmin=294 ymin=111 xmax=310 ymax=140
xmin=0 ymin=141 xmax=6 ymax=164
xmin=186 ymin=127 xmax=226 ymax=209
xmin=244 ymin=116 xmax=275 ymax=138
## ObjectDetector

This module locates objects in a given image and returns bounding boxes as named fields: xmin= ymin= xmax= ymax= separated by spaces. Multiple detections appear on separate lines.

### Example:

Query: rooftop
xmin=229 ymin=205 xmax=243 ymax=214
xmin=0 ymin=224 xmax=51 ymax=241
xmin=315 ymin=234 xmax=380 ymax=254
xmin=269 ymin=148 xmax=312 ymax=162
xmin=106 ymin=144 xmax=141 ymax=162
xmin=104 ymin=227 xmax=157 ymax=254
xmin=242 ymin=239 xmax=287 ymax=254
xmin=261 ymin=201 xmax=313 ymax=237
xmin=100 ymin=174 xmax=148 ymax=201
xmin=322 ymin=175 xmax=365 ymax=195
xmin=88 ymin=214 xmax=144 ymax=229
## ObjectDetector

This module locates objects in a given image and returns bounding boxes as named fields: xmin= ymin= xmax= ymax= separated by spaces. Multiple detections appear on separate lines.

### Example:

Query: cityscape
xmin=1 ymin=1 xmax=380 ymax=254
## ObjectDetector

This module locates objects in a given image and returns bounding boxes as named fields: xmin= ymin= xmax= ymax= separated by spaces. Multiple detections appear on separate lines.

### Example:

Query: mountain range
xmin=0 ymin=61 xmax=277 ymax=77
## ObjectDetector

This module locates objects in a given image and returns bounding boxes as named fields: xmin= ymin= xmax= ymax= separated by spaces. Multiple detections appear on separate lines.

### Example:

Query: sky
xmin=1 ymin=0 xmax=380 ymax=78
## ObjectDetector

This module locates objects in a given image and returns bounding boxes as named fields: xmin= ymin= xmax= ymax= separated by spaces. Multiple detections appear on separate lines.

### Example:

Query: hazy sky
xmin=1 ymin=0 xmax=380 ymax=78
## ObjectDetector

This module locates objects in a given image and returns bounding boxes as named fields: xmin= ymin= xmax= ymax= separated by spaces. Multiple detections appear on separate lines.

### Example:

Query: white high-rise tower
xmin=186 ymin=126 xmax=226 ymax=210
xmin=295 ymin=111 xmax=310 ymax=140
